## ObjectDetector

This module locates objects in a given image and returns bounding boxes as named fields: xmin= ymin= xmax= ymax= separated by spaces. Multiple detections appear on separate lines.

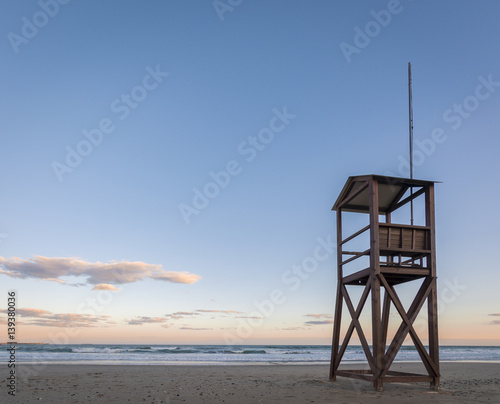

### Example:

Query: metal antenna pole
xmin=408 ymin=62 xmax=414 ymax=225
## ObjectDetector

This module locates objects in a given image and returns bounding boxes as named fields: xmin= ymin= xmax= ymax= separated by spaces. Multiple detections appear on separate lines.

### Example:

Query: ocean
xmin=2 ymin=344 xmax=500 ymax=365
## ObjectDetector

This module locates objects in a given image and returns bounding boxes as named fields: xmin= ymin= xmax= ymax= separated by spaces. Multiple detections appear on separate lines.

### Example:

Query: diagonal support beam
xmin=341 ymin=283 xmax=375 ymax=374
xmin=386 ymin=185 xmax=409 ymax=212
xmin=334 ymin=278 xmax=372 ymax=370
xmin=382 ymin=276 xmax=433 ymax=376
xmin=378 ymin=274 xmax=439 ymax=377
xmin=337 ymin=181 xmax=369 ymax=209
xmin=381 ymin=288 xmax=391 ymax=353
xmin=388 ymin=187 xmax=425 ymax=213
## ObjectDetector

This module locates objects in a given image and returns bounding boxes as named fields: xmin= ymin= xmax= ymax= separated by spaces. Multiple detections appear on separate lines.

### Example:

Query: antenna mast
xmin=408 ymin=62 xmax=414 ymax=225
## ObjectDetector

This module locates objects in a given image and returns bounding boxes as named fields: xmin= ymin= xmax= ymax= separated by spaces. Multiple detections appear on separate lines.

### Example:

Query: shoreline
xmin=8 ymin=362 xmax=500 ymax=403
xmin=12 ymin=359 xmax=500 ymax=365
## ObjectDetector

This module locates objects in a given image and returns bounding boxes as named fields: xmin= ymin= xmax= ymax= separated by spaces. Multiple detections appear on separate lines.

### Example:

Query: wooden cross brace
xmin=330 ymin=274 xmax=440 ymax=383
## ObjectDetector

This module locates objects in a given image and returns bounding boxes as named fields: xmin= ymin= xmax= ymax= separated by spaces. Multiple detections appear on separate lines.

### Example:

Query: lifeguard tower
xmin=329 ymin=174 xmax=440 ymax=391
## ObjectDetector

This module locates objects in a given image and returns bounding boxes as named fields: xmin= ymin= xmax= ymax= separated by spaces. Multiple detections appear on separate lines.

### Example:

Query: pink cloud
xmin=305 ymin=320 xmax=334 ymax=325
xmin=127 ymin=316 xmax=168 ymax=326
xmin=0 ymin=256 xmax=201 ymax=286
xmin=13 ymin=307 xmax=113 ymax=328
xmin=92 ymin=284 xmax=120 ymax=291
xmin=304 ymin=313 xmax=332 ymax=319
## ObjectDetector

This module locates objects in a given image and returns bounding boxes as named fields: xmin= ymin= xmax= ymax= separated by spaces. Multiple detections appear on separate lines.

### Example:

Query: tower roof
xmin=332 ymin=175 xmax=439 ymax=213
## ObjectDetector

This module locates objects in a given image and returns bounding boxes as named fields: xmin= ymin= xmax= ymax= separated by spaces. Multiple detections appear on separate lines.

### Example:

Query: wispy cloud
xmin=166 ymin=309 xmax=244 ymax=321
xmin=92 ymin=284 xmax=120 ymax=291
xmin=304 ymin=313 xmax=332 ymax=319
xmin=165 ymin=311 xmax=201 ymax=320
xmin=12 ymin=307 xmax=112 ymax=328
xmin=16 ymin=308 xmax=52 ymax=317
xmin=487 ymin=314 xmax=500 ymax=325
xmin=281 ymin=326 xmax=308 ymax=331
xmin=303 ymin=314 xmax=333 ymax=326
xmin=127 ymin=316 xmax=168 ymax=326
xmin=236 ymin=315 xmax=263 ymax=319
xmin=0 ymin=256 xmax=201 ymax=286
xmin=196 ymin=309 xmax=242 ymax=314
xmin=305 ymin=320 xmax=334 ymax=325
xmin=180 ymin=326 xmax=212 ymax=330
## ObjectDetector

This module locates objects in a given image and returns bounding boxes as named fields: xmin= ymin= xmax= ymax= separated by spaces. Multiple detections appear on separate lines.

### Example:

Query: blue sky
xmin=0 ymin=0 xmax=499 ymax=345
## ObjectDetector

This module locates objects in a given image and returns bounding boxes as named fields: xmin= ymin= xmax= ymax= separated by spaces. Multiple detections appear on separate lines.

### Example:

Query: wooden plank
xmin=342 ymin=268 xmax=371 ymax=285
xmin=379 ymin=223 xmax=430 ymax=230
xmin=426 ymin=186 xmax=437 ymax=276
xmin=381 ymin=261 xmax=425 ymax=269
xmin=342 ymin=369 xmax=372 ymax=374
xmin=341 ymin=249 xmax=370 ymax=266
xmin=342 ymin=250 xmax=370 ymax=256
xmin=383 ymin=375 xmax=434 ymax=383
xmin=381 ymin=289 xmax=391 ymax=353
xmin=369 ymin=178 xmax=380 ymax=274
xmin=386 ymin=185 xmax=409 ymax=212
xmin=379 ymin=247 xmax=431 ymax=255
xmin=428 ymin=278 xmax=440 ymax=376
xmin=379 ymin=227 xmax=430 ymax=250
xmin=337 ymin=209 xmax=343 ymax=281
xmin=336 ymin=370 xmax=374 ymax=382
xmin=389 ymin=186 xmax=426 ymax=213
xmin=335 ymin=371 xmax=434 ymax=383
xmin=386 ymin=370 xmax=431 ymax=377
xmin=380 ymin=268 xmax=429 ymax=275
xmin=329 ymin=282 xmax=343 ymax=381
xmin=425 ymin=184 xmax=440 ymax=389
xmin=386 ymin=210 xmax=393 ymax=266
xmin=330 ymin=208 xmax=344 ymax=380
xmin=340 ymin=224 xmax=370 ymax=246
xmin=369 ymin=178 xmax=383 ymax=390
xmin=372 ymin=273 xmax=383 ymax=390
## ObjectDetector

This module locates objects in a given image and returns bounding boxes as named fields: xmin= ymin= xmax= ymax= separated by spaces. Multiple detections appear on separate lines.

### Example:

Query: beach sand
xmin=7 ymin=362 xmax=500 ymax=403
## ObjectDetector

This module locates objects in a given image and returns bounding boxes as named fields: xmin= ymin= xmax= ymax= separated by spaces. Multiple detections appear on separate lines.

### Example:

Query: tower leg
xmin=330 ymin=282 xmax=343 ymax=381
xmin=371 ymin=274 xmax=383 ymax=391
xmin=428 ymin=277 xmax=440 ymax=391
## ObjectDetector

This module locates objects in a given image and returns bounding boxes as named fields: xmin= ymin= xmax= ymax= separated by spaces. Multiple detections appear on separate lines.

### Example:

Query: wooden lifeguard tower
xmin=329 ymin=174 xmax=440 ymax=391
